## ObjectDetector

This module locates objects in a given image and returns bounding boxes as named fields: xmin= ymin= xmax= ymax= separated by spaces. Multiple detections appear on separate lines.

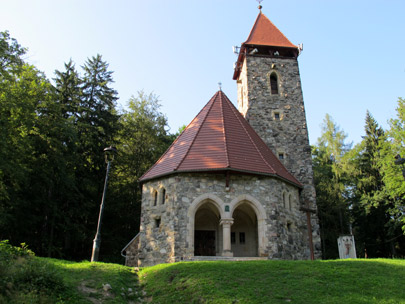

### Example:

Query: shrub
xmin=0 ymin=239 xmax=34 ymax=261
xmin=0 ymin=240 xmax=67 ymax=303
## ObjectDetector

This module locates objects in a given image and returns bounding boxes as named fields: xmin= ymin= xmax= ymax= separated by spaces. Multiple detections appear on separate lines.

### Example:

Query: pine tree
xmin=54 ymin=59 xmax=82 ymax=120
xmin=79 ymin=54 xmax=119 ymax=184
xmin=69 ymin=55 xmax=120 ymax=259
xmin=345 ymin=112 xmax=402 ymax=257
xmin=312 ymin=114 xmax=351 ymax=259
xmin=378 ymin=98 xmax=405 ymax=247
xmin=81 ymin=54 xmax=118 ymax=146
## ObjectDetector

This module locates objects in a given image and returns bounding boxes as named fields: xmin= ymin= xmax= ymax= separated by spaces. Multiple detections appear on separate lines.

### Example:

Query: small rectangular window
xmin=274 ymin=112 xmax=280 ymax=120
xmin=155 ymin=218 xmax=161 ymax=228
xmin=279 ymin=153 xmax=284 ymax=160
xmin=231 ymin=232 xmax=236 ymax=244
xmin=239 ymin=232 xmax=245 ymax=244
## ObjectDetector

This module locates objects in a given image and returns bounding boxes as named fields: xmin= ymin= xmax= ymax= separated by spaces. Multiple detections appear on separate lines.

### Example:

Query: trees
xmin=0 ymin=31 xmax=60 ymax=251
xmin=102 ymin=92 xmax=174 ymax=262
xmin=0 ymin=31 xmax=28 ymax=202
xmin=54 ymin=59 xmax=82 ymax=120
xmin=312 ymin=114 xmax=352 ymax=259
xmin=0 ymin=57 xmax=75 ymax=257
xmin=0 ymin=31 xmax=26 ymax=76
xmin=345 ymin=112 xmax=400 ymax=257
xmin=379 ymin=98 xmax=405 ymax=238
xmin=0 ymin=33 xmax=131 ymax=260
xmin=81 ymin=54 xmax=119 ymax=148
xmin=313 ymin=111 xmax=405 ymax=259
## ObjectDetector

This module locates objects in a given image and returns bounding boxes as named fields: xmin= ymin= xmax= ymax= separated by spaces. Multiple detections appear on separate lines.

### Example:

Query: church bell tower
xmin=233 ymin=8 xmax=320 ymax=257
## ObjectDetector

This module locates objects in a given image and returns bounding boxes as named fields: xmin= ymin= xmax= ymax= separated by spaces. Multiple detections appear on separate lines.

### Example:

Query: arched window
xmin=288 ymin=194 xmax=292 ymax=211
xmin=283 ymin=192 xmax=288 ymax=209
xmin=153 ymin=190 xmax=158 ymax=206
xmin=161 ymin=188 xmax=166 ymax=204
xmin=270 ymin=73 xmax=278 ymax=95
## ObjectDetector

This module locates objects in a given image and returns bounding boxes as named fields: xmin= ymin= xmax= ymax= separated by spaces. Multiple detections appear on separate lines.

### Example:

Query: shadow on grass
xmin=139 ymin=259 xmax=405 ymax=304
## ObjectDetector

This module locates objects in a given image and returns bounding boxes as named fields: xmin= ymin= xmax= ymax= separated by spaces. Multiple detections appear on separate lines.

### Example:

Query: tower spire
xmin=256 ymin=0 xmax=263 ymax=10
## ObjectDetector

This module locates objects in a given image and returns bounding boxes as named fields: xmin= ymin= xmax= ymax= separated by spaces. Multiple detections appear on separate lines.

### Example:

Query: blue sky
xmin=1 ymin=0 xmax=405 ymax=145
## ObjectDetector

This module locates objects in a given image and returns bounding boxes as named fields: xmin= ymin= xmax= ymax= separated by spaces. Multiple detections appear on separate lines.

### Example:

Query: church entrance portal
xmin=194 ymin=230 xmax=216 ymax=256
xmin=194 ymin=201 xmax=221 ymax=256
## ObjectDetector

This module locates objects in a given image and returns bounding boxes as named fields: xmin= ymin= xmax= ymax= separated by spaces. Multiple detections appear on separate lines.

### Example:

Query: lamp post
xmin=91 ymin=146 xmax=117 ymax=262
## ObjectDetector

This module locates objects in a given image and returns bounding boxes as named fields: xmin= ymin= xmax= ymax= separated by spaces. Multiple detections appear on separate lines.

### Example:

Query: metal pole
xmin=91 ymin=159 xmax=111 ymax=262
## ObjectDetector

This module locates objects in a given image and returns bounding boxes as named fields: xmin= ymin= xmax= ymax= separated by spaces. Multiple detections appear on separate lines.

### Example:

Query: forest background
xmin=1 ymin=32 xmax=404 ymax=262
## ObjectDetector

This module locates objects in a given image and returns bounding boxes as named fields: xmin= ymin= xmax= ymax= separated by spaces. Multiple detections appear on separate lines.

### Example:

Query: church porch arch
xmin=187 ymin=194 xmax=225 ymax=256
xmin=230 ymin=195 xmax=268 ymax=257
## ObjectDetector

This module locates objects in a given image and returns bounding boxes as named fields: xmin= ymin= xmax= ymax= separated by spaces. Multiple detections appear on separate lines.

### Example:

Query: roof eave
xmin=139 ymin=168 xmax=302 ymax=189
xmin=232 ymin=44 xmax=299 ymax=80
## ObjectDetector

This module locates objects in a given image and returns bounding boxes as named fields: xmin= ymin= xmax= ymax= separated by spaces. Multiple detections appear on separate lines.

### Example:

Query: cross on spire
xmin=218 ymin=82 xmax=222 ymax=91
xmin=256 ymin=0 xmax=263 ymax=10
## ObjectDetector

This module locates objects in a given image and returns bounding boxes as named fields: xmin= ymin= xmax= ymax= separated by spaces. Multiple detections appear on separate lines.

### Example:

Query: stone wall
xmin=123 ymin=234 xmax=139 ymax=267
xmin=137 ymin=172 xmax=316 ymax=266
xmin=236 ymin=54 xmax=321 ymax=257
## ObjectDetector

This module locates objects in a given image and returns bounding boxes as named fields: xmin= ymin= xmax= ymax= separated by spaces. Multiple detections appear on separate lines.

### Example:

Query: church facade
xmin=124 ymin=10 xmax=321 ymax=267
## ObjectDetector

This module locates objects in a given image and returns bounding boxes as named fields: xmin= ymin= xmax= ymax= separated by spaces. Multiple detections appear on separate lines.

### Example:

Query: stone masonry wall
xmin=236 ymin=54 xmax=321 ymax=257
xmin=138 ymin=172 xmax=315 ymax=266
xmin=124 ymin=234 xmax=139 ymax=267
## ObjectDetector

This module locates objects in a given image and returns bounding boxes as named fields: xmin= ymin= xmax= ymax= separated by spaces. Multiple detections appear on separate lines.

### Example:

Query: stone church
xmin=122 ymin=9 xmax=321 ymax=267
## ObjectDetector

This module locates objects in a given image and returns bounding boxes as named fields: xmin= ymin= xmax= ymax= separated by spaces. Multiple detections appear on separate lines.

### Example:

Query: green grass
xmin=139 ymin=259 xmax=405 ymax=304
xmin=0 ymin=240 xmax=140 ymax=303
xmin=1 ymin=241 xmax=405 ymax=303
xmin=1 ymin=257 xmax=140 ymax=303
xmin=46 ymin=259 xmax=140 ymax=303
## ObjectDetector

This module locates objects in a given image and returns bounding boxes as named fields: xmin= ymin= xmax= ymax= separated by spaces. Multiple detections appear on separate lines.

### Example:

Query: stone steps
xmin=190 ymin=256 xmax=268 ymax=262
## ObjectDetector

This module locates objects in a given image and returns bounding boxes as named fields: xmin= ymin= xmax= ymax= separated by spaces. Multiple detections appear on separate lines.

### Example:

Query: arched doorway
xmin=194 ymin=201 xmax=221 ymax=256
xmin=231 ymin=203 xmax=258 ymax=257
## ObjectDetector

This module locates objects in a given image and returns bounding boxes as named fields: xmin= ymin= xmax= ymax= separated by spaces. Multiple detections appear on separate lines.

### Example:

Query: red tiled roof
xmin=244 ymin=11 xmax=297 ymax=48
xmin=233 ymin=12 xmax=298 ymax=80
xmin=139 ymin=91 xmax=301 ymax=187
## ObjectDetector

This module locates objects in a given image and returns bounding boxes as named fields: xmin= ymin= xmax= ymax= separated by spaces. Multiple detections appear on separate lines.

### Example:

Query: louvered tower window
xmin=270 ymin=73 xmax=278 ymax=95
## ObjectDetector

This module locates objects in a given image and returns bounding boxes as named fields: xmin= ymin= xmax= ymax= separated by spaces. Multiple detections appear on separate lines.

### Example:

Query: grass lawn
xmin=0 ymin=241 xmax=140 ymax=304
xmin=1 ymin=242 xmax=404 ymax=304
xmin=139 ymin=259 xmax=405 ymax=304
xmin=46 ymin=258 xmax=140 ymax=303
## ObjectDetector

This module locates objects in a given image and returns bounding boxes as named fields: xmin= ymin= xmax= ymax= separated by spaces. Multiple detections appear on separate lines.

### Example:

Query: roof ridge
xmin=225 ymin=96 xmax=275 ymax=173
xmin=219 ymin=92 xmax=230 ymax=168
xmin=174 ymin=91 xmax=219 ymax=171
xmin=244 ymin=11 xmax=262 ymax=45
